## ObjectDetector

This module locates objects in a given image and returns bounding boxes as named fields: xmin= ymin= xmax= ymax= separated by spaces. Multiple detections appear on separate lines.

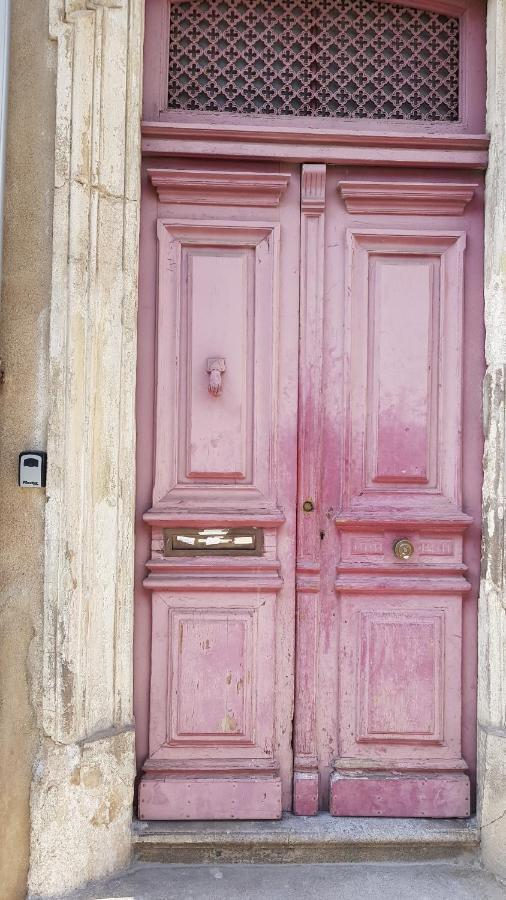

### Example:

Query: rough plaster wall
xmin=0 ymin=2 xmax=55 ymax=899
xmin=29 ymin=730 xmax=135 ymax=897
xmin=479 ymin=0 xmax=506 ymax=880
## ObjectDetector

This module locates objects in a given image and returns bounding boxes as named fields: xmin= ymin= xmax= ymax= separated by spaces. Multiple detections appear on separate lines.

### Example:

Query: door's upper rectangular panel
xmin=368 ymin=255 xmax=438 ymax=487
xmin=154 ymin=218 xmax=281 ymax=513
xmin=344 ymin=229 xmax=466 ymax=517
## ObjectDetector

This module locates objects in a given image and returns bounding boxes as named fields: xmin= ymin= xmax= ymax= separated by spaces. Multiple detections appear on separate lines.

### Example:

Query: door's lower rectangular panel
xmin=330 ymin=772 xmax=470 ymax=818
xmin=139 ymin=774 xmax=282 ymax=820
xmin=140 ymin=575 xmax=282 ymax=819
xmin=147 ymin=590 xmax=277 ymax=761
xmin=338 ymin=593 xmax=463 ymax=761
xmin=330 ymin=588 xmax=469 ymax=817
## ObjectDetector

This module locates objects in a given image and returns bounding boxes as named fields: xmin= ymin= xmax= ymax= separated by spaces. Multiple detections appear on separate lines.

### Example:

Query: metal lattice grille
xmin=167 ymin=0 xmax=460 ymax=120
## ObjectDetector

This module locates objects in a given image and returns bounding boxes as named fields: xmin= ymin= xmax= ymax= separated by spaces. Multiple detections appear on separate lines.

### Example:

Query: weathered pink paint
xmin=330 ymin=774 xmax=470 ymax=818
xmin=139 ymin=586 xmax=283 ymax=819
xmin=140 ymin=776 xmax=283 ymax=820
xmin=293 ymin=164 xmax=326 ymax=816
xmin=338 ymin=181 xmax=477 ymax=216
xmin=141 ymin=121 xmax=489 ymax=170
xmin=135 ymin=0 xmax=486 ymax=822
xmin=321 ymin=169 xmax=484 ymax=816
xmin=137 ymin=162 xmax=300 ymax=819
xmin=136 ymin=163 xmax=484 ymax=819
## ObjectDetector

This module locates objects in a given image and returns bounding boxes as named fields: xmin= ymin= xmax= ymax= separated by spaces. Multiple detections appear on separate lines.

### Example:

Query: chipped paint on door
xmin=136 ymin=163 xmax=484 ymax=820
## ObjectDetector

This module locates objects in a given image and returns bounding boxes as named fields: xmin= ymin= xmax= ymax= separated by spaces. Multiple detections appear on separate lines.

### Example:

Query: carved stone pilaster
xmin=29 ymin=1 xmax=143 ymax=893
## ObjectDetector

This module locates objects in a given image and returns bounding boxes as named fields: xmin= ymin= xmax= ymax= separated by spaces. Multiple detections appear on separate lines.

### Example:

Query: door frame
xmin=135 ymin=157 xmax=483 ymax=820
xmin=27 ymin=0 xmax=506 ymax=892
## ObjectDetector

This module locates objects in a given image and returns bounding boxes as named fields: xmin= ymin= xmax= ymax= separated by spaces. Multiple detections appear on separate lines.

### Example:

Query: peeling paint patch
xmin=220 ymin=713 xmax=238 ymax=733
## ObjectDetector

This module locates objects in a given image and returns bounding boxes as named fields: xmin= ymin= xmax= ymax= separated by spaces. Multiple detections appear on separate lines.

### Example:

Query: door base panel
xmin=330 ymin=772 xmax=470 ymax=818
xmin=139 ymin=775 xmax=282 ymax=821
xmin=293 ymin=772 xmax=319 ymax=816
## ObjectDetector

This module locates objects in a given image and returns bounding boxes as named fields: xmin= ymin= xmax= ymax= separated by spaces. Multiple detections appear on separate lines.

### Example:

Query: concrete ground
xmin=59 ymin=862 xmax=506 ymax=900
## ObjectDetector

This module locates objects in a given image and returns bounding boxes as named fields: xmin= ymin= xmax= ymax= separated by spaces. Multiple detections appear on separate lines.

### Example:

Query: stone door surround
xmin=26 ymin=0 xmax=506 ymax=893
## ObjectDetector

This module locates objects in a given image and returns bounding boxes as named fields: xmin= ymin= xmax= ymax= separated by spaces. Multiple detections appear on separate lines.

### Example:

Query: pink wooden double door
xmin=137 ymin=160 xmax=483 ymax=820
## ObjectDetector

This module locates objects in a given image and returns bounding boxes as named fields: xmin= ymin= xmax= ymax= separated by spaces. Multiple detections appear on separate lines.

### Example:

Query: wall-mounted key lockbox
xmin=19 ymin=452 xmax=47 ymax=488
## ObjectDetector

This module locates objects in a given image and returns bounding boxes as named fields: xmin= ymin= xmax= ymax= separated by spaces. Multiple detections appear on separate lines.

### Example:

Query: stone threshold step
xmin=132 ymin=814 xmax=479 ymax=864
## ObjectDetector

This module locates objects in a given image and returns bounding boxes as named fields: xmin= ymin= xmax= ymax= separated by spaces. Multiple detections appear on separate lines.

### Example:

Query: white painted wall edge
xmin=0 ymin=0 xmax=10 ymax=286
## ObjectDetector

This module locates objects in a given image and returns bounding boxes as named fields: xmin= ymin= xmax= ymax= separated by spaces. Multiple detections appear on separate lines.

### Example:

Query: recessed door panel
xmin=345 ymin=228 xmax=465 ymax=511
xmin=339 ymin=594 xmax=462 ymax=758
xmin=368 ymin=255 xmax=437 ymax=485
xmin=148 ymin=591 xmax=275 ymax=761
xmin=185 ymin=245 xmax=252 ymax=480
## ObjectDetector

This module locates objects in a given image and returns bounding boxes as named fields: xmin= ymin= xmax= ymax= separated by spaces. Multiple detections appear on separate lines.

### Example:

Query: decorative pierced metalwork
xmin=167 ymin=0 xmax=460 ymax=120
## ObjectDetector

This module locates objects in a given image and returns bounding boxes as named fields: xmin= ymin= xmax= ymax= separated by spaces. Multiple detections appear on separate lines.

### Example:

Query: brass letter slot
xmin=163 ymin=526 xmax=264 ymax=557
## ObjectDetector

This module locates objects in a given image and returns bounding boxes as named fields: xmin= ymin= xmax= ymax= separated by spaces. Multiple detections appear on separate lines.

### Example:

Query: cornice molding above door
xmin=147 ymin=168 xmax=291 ymax=206
xmin=337 ymin=181 xmax=478 ymax=215
xmin=141 ymin=121 xmax=489 ymax=170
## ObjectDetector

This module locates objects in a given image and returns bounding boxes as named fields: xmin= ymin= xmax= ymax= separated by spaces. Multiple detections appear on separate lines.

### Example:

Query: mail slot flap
xmin=164 ymin=526 xmax=264 ymax=556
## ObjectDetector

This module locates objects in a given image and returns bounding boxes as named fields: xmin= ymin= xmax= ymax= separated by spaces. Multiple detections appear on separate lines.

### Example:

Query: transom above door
xmin=144 ymin=0 xmax=486 ymax=135
xmin=135 ymin=160 xmax=483 ymax=820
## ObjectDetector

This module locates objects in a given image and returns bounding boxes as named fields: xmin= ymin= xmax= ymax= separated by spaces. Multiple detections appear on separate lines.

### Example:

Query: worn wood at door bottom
xmin=330 ymin=772 xmax=470 ymax=817
xmin=139 ymin=775 xmax=282 ymax=820
xmin=293 ymin=771 xmax=320 ymax=816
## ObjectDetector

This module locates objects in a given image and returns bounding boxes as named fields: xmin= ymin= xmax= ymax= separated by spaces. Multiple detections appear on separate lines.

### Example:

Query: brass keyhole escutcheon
xmin=303 ymin=499 xmax=314 ymax=513
xmin=393 ymin=538 xmax=414 ymax=560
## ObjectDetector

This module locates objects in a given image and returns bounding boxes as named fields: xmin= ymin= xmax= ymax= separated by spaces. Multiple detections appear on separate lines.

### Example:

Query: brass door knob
xmin=302 ymin=499 xmax=314 ymax=513
xmin=393 ymin=538 xmax=414 ymax=560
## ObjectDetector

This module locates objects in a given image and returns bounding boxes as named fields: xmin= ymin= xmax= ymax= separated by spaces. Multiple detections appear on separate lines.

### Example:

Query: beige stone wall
xmin=27 ymin=1 xmax=143 ymax=895
xmin=0 ymin=3 xmax=55 ymax=899
xmin=0 ymin=1 xmax=143 ymax=895
xmin=478 ymin=0 xmax=506 ymax=879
